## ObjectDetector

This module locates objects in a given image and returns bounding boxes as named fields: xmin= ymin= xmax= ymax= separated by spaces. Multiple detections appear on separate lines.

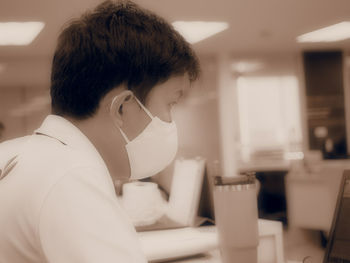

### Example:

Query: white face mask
xmin=112 ymin=95 xmax=178 ymax=180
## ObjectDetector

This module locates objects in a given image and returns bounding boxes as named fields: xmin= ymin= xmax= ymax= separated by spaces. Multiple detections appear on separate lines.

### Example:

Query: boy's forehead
xmin=148 ymin=75 xmax=189 ymax=96
xmin=163 ymin=75 xmax=190 ymax=91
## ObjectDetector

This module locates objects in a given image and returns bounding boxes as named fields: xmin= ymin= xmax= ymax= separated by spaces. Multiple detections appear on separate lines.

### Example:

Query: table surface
xmin=141 ymin=219 xmax=284 ymax=263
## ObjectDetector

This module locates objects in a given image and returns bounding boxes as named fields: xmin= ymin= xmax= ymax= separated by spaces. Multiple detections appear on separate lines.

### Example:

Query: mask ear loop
xmin=134 ymin=97 xmax=154 ymax=120
xmin=111 ymin=95 xmax=154 ymax=143
xmin=118 ymin=126 xmax=131 ymax=144
xmin=110 ymin=95 xmax=131 ymax=144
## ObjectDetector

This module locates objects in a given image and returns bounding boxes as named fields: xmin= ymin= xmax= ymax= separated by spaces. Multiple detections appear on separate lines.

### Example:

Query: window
xmin=237 ymin=76 xmax=302 ymax=161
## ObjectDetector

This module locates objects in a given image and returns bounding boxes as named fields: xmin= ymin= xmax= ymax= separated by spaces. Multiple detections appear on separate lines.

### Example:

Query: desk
xmin=139 ymin=219 xmax=284 ymax=263
xmin=164 ymin=249 xmax=283 ymax=263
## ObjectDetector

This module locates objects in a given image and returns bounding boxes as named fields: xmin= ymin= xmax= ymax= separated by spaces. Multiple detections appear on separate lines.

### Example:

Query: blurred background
xmin=1 ymin=0 xmax=350 ymax=261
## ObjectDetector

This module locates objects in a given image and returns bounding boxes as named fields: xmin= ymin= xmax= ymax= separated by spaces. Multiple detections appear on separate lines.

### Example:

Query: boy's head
xmin=50 ymin=0 xmax=200 ymax=119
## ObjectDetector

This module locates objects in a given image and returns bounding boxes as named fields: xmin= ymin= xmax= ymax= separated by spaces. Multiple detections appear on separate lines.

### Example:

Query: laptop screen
xmin=324 ymin=171 xmax=350 ymax=263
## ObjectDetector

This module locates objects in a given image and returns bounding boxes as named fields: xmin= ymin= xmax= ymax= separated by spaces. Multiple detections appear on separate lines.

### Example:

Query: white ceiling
xmin=0 ymin=0 xmax=350 ymax=87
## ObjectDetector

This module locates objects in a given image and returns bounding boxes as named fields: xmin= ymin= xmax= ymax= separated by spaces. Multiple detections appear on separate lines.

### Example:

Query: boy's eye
xmin=173 ymin=91 xmax=183 ymax=104
xmin=169 ymin=102 xmax=177 ymax=108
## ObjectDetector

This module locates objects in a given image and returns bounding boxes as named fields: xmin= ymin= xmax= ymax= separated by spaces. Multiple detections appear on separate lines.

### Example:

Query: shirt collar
xmin=34 ymin=115 xmax=108 ymax=169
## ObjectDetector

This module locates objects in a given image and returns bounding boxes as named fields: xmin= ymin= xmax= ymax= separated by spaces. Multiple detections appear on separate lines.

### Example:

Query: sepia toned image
xmin=1 ymin=0 xmax=350 ymax=262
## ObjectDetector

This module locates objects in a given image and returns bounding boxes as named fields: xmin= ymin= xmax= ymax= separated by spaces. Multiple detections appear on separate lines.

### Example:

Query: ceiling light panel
xmin=0 ymin=22 xmax=45 ymax=46
xmin=297 ymin=22 xmax=350 ymax=43
xmin=172 ymin=21 xmax=229 ymax=44
xmin=231 ymin=61 xmax=264 ymax=73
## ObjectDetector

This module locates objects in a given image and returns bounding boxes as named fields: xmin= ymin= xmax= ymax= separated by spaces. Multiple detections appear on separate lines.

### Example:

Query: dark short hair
xmin=50 ymin=0 xmax=200 ymax=119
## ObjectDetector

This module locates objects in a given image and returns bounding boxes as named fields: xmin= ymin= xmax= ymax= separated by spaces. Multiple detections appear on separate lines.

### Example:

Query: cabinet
xmin=286 ymin=160 xmax=350 ymax=231
xmin=303 ymin=51 xmax=347 ymax=158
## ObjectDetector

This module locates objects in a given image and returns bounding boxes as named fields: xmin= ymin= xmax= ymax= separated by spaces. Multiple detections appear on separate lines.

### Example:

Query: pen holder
xmin=213 ymin=174 xmax=259 ymax=263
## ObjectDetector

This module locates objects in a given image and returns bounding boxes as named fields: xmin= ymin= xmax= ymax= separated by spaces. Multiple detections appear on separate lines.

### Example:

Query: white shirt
xmin=0 ymin=115 xmax=147 ymax=263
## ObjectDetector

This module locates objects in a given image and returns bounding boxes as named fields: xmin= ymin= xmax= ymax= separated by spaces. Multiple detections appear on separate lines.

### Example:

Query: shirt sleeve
xmin=38 ymin=166 xmax=147 ymax=263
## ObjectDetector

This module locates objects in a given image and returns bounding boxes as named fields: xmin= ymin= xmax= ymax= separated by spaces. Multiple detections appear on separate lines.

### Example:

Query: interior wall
xmin=0 ymin=86 xmax=50 ymax=142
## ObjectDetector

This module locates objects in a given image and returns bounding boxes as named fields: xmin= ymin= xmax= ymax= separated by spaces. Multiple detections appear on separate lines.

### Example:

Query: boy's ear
xmin=109 ymin=90 xmax=134 ymax=128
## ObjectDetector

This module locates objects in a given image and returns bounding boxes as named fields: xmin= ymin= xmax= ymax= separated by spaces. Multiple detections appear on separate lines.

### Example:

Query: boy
xmin=0 ymin=1 xmax=199 ymax=262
